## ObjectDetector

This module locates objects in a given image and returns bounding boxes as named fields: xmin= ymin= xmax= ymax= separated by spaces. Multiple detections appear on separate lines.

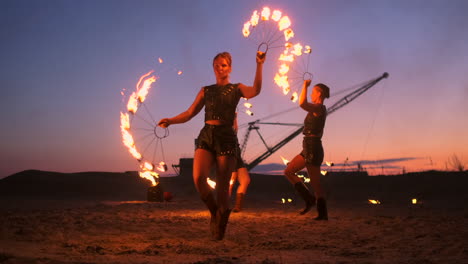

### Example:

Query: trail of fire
xmin=120 ymin=70 xmax=159 ymax=186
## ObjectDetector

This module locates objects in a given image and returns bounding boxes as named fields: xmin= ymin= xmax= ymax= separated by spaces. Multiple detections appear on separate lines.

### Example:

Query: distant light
xmin=412 ymin=198 xmax=417 ymax=204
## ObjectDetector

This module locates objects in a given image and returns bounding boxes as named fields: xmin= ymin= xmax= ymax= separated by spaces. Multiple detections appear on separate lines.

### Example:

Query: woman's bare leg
xmin=193 ymin=148 xmax=215 ymax=196
xmin=284 ymin=154 xmax=306 ymax=184
xmin=235 ymin=167 xmax=250 ymax=194
xmin=215 ymin=155 xmax=236 ymax=212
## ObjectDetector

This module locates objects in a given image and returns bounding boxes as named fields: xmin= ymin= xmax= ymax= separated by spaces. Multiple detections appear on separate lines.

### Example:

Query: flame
xmin=412 ymin=198 xmax=418 ymax=204
xmin=121 ymin=71 xmax=163 ymax=187
xmin=274 ymin=73 xmax=290 ymax=91
xmin=326 ymin=161 xmax=334 ymax=167
xmin=261 ymin=7 xmax=271 ymax=20
xmin=120 ymin=112 xmax=142 ymax=160
xmin=244 ymin=102 xmax=252 ymax=108
xmin=368 ymin=199 xmax=381 ymax=204
xmin=142 ymin=161 xmax=154 ymax=171
xmin=291 ymin=43 xmax=303 ymax=56
xmin=291 ymin=92 xmax=298 ymax=102
xmin=280 ymin=156 xmax=289 ymax=165
xmin=157 ymin=161 xmax=168 ymax=172
xmin=279 ymin=53 xmax=294 ymax=62
xmin=243 ymin=21 xmax=251 ymax=37
xmin=279 ymin=63 xmax=289 ymax=75
xmin=284 ymin=28 xmax=294 ymax=41
xmin=177 ymin=70 xmax=183 ymax=75
xmin=207 ymin=178 xmax=216 ymax=189
xmin=283 ymin=86 xmax=291 ymax=95
xmin=250 ymin=10 xmax=259 ymax=26
xmin=158 ymin=57 xmax=163 ymax=63
xmin=278 ymin=16 xmax=291 ymax=31
xmin=321 ymin=170 xmax=328 ymax=175
xmin=245 ymin=109 xmax=254 ymax=116
xmin=139 ymin=170 xmax=158 ymax=186
xmin=271 ymin=10 xmax=282 ymax=21
xmin=305 ymin=45 xmax=312 ymax=54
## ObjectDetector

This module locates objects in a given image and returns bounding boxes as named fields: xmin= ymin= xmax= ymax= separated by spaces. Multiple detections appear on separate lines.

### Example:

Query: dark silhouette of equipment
xmin=242 ymin=72 xmax=389 ymax=170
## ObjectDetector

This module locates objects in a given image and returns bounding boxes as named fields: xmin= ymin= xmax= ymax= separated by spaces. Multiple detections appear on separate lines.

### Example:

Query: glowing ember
xmin=279 ymin=53 xmax=294 ymax=62
xmin=177 ymin=71 xmax=183 ymax=75
xmin=368 ymin=199 xmax=381 ymax=204
xmin=321 ymin=170 xmax=328 ymax=176
xmin=157 ymin=161 xmax=168 ymax=172
xmin=261 ymin=7 xmax=271 ymax=20
xmin=284 ymin=28 xmax=294 ymax=41
xmin=279 ymin=64 xmax=289 ymax=75
xmin=305 ymin=45 xmax=312 ymax=53
xmin=158 ymin=57 xmax=163 ymax=63
xmin=250 ymin=10 xmax=259 ymax=26
xmin=412 ymin=198 xmax=418 ymax=204
xmin=207 ymin=178 xmax=216 ymax=189
xmin=280 ymin=156 xmax=289 ymax=165
xmin=291 ymin=92 xmax=298 ymax=102
xmin=291 ymin=43 xmax=303 ymax=56
xmin=139 ymin=170 xmax=158 ymax=186
xmin=271 ymin=10 xmax=282 ymax=21
xmin=274 ymin=73 xmax=289 ymax=91
xmin=244 ymin=102 xmax=252 ymax=108
xmin=245 ymin=109 xmax=254 ymax=116
xmin=326 ymin=161 xmax=334 ymax=167
xmin=243 ymin=21 xmax=251 ymax=37
xmin=278 ymin=16 xmax=291 ymax=31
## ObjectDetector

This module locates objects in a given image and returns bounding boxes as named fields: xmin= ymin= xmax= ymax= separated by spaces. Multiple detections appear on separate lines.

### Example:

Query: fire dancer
xmin=284 ymin=80 xmax=330 ymax=220
xmin=158 ymin=51 xmax=266 ymax=239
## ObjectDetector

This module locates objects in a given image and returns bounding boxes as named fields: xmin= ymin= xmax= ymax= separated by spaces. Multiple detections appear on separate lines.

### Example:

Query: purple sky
xmin=1 ymin=0 xmax=467 ymax=178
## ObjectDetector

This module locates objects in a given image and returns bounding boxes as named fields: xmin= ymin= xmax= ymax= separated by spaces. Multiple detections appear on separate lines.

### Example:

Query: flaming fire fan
xmin=120 ymin=60 xmax=182 ymax=196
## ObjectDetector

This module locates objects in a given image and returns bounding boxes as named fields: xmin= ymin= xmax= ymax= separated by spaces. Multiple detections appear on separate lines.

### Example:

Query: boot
xmin=294 ymin=182 xmax=316 ymax=215
xmin=201 ymin=192 xmax=217 ymax=236
xmin=232 ymin=193 xmax=245 ymax=212
xmin=214 ymin=208 xmax=231 ymax=240
xmin=314 ymin=198 xmax=328 ymax=221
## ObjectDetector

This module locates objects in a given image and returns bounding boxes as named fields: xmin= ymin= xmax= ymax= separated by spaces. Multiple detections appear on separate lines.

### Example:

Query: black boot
xmin=201 ymin=192 xmax=217 ymax=236
xmin=214 ymin=208 xmax=231 ymax=240
xmin=232 ymin=193 xmax=245 ymax=213
xmin=314 ymin=198 xmax=328 ymax=221
xmin=294 ymin=182 xmax=316 ymax=215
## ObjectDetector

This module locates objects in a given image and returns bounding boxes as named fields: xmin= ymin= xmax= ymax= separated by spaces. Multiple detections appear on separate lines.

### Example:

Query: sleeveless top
xmin=302 ymin=105 xmax=327 ymax=138
xmin=204 ymin=83 xmax=242 ymax=126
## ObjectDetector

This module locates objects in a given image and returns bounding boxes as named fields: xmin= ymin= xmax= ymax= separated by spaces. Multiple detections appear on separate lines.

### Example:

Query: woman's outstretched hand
xmin=158 ymin=118 xmax=170 ymax=128
xmin=304 ymin=79 xmax=311 ymax=88
xmin=256 ymin=51 xmax=266 ymax=64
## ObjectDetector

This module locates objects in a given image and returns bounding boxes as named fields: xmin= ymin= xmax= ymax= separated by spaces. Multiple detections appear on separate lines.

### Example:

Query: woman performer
xmin=158 ymin=51 xmax=266 ymax=239
xmin=284 ymin=80 xmax=330 ymax=220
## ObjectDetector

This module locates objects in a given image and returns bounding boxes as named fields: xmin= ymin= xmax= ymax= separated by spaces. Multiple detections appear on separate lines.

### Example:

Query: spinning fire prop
xmin=120 ymin=58 xmax=181 ymax=194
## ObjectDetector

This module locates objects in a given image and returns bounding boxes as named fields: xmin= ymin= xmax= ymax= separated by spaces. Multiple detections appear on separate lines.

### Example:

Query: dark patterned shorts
xmin=196 ymin=124 xmax=238 ymax=156
xmin=300 ymin=137 xmax=324 ymax=166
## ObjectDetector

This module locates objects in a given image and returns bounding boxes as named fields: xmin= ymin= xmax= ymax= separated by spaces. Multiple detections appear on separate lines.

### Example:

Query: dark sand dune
xmin=1 ymin=169 xmax=467 ymax=263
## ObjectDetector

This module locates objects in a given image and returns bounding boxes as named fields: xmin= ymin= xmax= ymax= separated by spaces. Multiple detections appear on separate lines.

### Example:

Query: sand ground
xmin=1 ymin=197 xmax=467 ymax=264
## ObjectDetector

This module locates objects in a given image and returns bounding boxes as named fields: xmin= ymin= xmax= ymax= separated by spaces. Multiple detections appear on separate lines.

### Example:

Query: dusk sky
xmin=1 ymin=0 xmax=467 ymax=178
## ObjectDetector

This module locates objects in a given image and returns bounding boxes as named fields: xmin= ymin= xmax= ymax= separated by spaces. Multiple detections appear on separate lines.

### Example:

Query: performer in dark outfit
xmin=158 ymin=51 xmax=266 ymax=239
xmin=284 ymin=80 xmax=330 ymax=220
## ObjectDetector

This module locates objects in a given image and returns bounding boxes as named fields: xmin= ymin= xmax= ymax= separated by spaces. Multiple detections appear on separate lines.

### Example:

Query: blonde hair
xmin=213 ymin=52 xmax=232 ymax=67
